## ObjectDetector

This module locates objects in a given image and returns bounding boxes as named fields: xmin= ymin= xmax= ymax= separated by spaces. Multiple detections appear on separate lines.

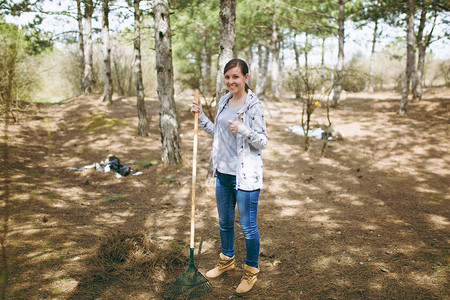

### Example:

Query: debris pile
xmin=288 ymin=123 xmax=344 ymax=140
xmin=68 ymin=156 xmax=140 ymax=177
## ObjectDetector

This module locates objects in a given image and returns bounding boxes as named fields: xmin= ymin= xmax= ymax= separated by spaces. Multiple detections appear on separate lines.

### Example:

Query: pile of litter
xmin=288 ymin=124 xmax=344 ymax=140
xmin=68 ymin=156 xmax=142 ymax=177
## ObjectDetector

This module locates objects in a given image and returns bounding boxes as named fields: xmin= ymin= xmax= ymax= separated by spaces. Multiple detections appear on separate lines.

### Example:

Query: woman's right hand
xmin=191 ymin=100 xmax=203 ymax=116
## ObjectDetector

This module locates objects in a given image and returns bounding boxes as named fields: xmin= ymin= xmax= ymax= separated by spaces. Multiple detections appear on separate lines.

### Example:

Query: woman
xmin=191 ymin=58 xmax=268 ymax=294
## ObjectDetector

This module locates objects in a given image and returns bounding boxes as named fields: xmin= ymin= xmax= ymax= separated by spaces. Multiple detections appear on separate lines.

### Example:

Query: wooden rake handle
xmin=190 ymin=89 xmax=199 ymax=249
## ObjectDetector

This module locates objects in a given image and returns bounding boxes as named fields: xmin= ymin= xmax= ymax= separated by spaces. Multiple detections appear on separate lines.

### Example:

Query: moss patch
xmin=82 ymin=112 xmax=126 ymax=133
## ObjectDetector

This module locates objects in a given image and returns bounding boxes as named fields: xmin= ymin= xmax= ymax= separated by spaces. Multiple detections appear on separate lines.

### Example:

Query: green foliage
xmin=341 ymin=51 xmax=369 ymax=92
xmin=22 ymin=16 xmax=53 ymax=55
xmin=172 ymin=0 xmax=219 ymax=93
xmin=0 ymin=17 xmax=53 ymax=109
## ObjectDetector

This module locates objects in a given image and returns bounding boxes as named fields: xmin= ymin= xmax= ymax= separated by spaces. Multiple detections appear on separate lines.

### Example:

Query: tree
xmin=235 ymin=0 xmax=272 ymax=97
xmin=331 ymin=0 xmax=345 ymax=107
xmin=270 ymin=10 xmax=281 ymax=100
xmin=81 ymin=0 xmax=94 ymax=94
xmin=102 ymin=0 xmax=113 ymax=104
xmin=215 ymin=0 xmax=236 ymax=102
xmin=411 ymin=0 xmax=448 ymax=101
xmin=171 ymin=0 xmax=218 ymax=101
xmin=354 ymin=0 xmax=384 ymax=93
xmin=255 ymin=29 xmax=270 ymax=96
xmin=153 ymin=0 xmax=181 ymax=164
xmin=134 ymin=0 xmax=148 ymax=136
xmin=398 ymin=0 xmax=415 ymax=115
xmin=76 ymin=0 xmax=84 ymax=93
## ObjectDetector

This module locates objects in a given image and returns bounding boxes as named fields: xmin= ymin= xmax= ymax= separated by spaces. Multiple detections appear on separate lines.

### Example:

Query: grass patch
xmin=83 ymin=112 xmax=126 ymax=133
xmin=137 ymin=159 xmax=159 ymax=169
xmin=44 ymin=118 xmax=52 ymax=138
xmin=158 ymin=177 xmax=179 ymax=184
xmin=33 ymin=97 xmax=64 ymax=103
xmin=104 ymin=194 xmax=127 ymax=202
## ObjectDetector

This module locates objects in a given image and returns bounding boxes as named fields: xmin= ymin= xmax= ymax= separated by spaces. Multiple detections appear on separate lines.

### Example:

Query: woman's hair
xmin=224 ymin=58 xmax=250 ymax=92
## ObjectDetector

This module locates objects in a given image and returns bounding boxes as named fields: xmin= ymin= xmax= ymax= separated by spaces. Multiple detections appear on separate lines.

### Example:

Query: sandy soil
xmin=1 ymin=88 xmax=449 ymax=299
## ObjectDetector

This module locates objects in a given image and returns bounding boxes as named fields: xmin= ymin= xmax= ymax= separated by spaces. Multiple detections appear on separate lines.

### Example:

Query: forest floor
xmin=1 ymin=88 xmax=449 ymax=299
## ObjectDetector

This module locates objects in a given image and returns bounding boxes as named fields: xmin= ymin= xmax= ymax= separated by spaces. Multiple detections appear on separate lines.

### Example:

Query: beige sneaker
xmin=205 ymin=253 xmax=236 ymax=278
xmin=236 ymin=264 xmax=259 ymax=294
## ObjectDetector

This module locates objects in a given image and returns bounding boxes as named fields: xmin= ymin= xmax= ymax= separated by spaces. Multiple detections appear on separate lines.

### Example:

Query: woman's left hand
xmin=227 ymin=113 xmax=243 ymax=133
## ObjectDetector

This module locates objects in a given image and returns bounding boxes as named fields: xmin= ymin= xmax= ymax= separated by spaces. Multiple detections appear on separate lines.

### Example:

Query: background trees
xmin=1 ymin=0 xmax=449 ymax=157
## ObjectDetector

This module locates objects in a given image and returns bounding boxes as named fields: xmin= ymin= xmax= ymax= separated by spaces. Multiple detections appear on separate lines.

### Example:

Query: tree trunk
xmin=366 ymin=19 xmax=378 ymax=93
xmin=247 ymin=43 xmax=253 ymax=86
xmin=294 ymin=33 xmax=300 ymax=72
xmin=331 ymin=0 xmax=344 ymax=107
xmin=398 ymin=0 xmax=415 ymax=115
xmin=200 ymin=30 xmax=211 ymax=97
xmin=321 ymin=36 xmax=326 ymax=92
xmin=413 ymin=8 xmax=436 ymax=102
xmin=255 ymin=30 xmax=269 ymax=96
xmin=113 ymin=55 xmax=124 ymax=95
xmin=304 ymin=32 xmax=309 ymax=73
xmin=153 ymin=0 xmax=181 ymax=164
xmin=206 ymin=0 xmax=236 ymax=178
xmin=215 ymin=0 xmax=236 ymax=103
xmin=76 ymin=0 xmax=84 ymax=94
xmin=82 ymin=0 xmax=93 ymax=94
xmin=134 ymin=0 xmax=148 ymax=136
xmin=102 ymin=0 xmax=113 ymax=104
xmin=271 ymin=12 xmax=280 ymax=100
xmin=293 ymin=32 xmax=301 ymax=98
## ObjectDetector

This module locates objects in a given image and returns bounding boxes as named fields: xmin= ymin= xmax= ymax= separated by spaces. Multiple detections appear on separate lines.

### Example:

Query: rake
xmin=162 ymin=90 xmax=213 ymax=299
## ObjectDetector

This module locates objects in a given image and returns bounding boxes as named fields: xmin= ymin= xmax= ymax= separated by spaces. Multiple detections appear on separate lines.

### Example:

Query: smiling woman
xmin=191 ymin=58 xmax=268 ymax=294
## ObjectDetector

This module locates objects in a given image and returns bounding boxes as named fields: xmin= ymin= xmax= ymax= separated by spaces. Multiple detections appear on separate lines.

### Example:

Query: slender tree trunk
xmin=293 ymin=33 xmax=300 ymax=71
xmin=113 ymin=54 xmax=124 ymax=95
xmin=260 ymin=42 xmax=270 ymax=95
xmin=366 ymin=19 xmax=378 ymax=93
xmin=293 ymin=32 xmax=301 ymax=98
xmin=76 ymin=0 xmax=84 ymax=94
xmin=255 ymin=29 xmax=269 ymax=96
xmin=304 ymin=32 xmax=309 ymax=73
xmin=153 ymin=0 xmax=181 ymax=164
xmin=206 ymin=48 xmax=212 ymax=95
xmin=412 ymin=8 xmax=426 ymax=102
xmin=102 ymin=0 xmax=113 ymax=104
xmin=398 ymin=0 xmax=415 ymax=115
xmin=200 ymin=30 xmax=211 ymax=97
xmin=271 ymin=12 xmax=280 ymax=100
xmin=247 ymin=43 xmax=254 ymax=86
xmin=134 ymin=0 xmax=148 ymax=136
xmin=321 ymin=36 xmax=326 ymax=92
xmin=279 ymin=41 xmax=285 ymax=97
xmin=82 ymin=0 xmax=93 ymax=94
xmin=215 ymin=0 xmax=236 ymax=103
xmin=331 ymin=0 xmax=344 ymax=107
xmin=413 ymin=8 xmax=436 ymax=102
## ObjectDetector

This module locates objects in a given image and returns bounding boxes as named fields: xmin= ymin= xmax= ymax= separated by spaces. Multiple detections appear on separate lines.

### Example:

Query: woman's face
xmin=224 ymin=66 xmax=248 ymax=95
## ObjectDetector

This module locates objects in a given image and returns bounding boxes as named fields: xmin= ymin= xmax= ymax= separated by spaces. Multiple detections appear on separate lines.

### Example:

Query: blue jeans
xmin=215 ymin=171 xmax=260 ymax=268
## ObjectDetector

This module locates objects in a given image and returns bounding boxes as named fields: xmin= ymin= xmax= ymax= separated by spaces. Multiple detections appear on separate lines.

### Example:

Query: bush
xmin=340 ymin=68 xmax=368 ymax=92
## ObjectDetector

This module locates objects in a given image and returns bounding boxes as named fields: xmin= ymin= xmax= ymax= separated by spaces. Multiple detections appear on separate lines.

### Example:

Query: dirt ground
xmin=1 ymin=88 xmax=449 ymax=299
